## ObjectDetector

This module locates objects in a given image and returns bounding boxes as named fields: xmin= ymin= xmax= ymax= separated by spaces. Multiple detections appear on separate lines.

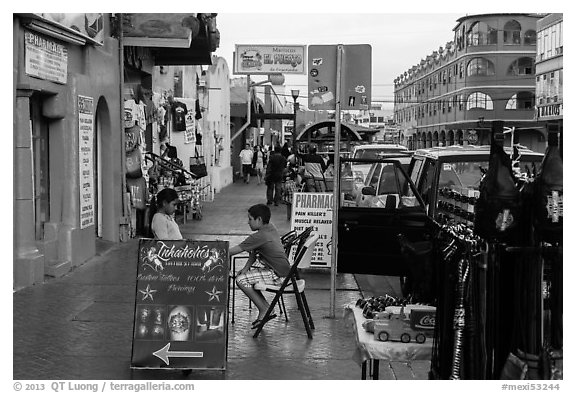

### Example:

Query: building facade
xmin=535 ymin=13 xmax=563 ymax=139
xmin=13 ymin=13 xmax=221 ymax=290
xmin=394 ymin=13 xmax=545 ymax=152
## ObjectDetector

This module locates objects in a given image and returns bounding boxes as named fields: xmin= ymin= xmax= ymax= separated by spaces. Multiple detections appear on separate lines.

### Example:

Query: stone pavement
xmin=13 ymin=181 xmax=430 ymax=380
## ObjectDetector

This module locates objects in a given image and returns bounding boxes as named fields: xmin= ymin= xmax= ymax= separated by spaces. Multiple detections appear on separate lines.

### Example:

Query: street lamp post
xmin=291 ymin=89 xmax=299 ymax=152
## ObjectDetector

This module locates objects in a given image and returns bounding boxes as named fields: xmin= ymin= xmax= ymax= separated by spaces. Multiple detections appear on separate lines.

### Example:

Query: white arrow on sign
xmin=152 ymin=343 xmax=204 ymax=366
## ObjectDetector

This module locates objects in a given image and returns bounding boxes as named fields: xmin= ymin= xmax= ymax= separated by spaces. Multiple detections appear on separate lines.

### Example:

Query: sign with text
xmin=25 ymin=30 xmax=68 ymax=84
xmin=308 ymin=44 xmax=372 ymax=110
xmin=131 ymin=239 xmax=229 ymax=370
xmin=233 ymin=44 xmax=306 ymax=75
xmin=290 ymin=192 xmax=333 ymax=267
xmin=78 ymin=95 xmax=95 ymax=229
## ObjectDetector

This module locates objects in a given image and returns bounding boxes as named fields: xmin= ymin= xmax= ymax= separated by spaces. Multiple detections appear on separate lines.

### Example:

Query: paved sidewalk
xmin=13 ymin=181 xmax=430 ymax=380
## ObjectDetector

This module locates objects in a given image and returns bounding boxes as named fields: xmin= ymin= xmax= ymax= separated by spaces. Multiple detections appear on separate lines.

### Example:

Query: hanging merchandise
xmin=533 ymin=129 xmax=563 ymax=244
xmin=126 ymin=148 xmax=143 ymax=179
xmin=172 ymin=100 xmax=188 ymax=131
xmin=195 ymin=120 xmax=203 ymax=145
xmin=125 ymin=125 xmax=141 ymax=153
xmin=127 ymin=177 xmax=148 ymax=210
xmin=189 ymin=147 xmax=207 ymax=179
xmin=474 ymin=123 xmax=522 ymax=243
xmin=195 ymin=98 xmax=202 ymax=120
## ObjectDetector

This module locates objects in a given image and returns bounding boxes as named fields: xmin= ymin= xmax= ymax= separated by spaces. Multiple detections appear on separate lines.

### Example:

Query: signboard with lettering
xmin=131 ymin=239 xmax=230 ymax=370
xmin=537 ymin=103 xmax=563 ymax=119
xmin=78 ymin=95 xmax=95 ymax=229
xmin=308 ymin=44 xmax=372 ymax=110
xmin=233 ymin=45 xmax=306 ymax=75
xmin=25 ymin=30 xmax=68 ymax=84
xmin=290 ymin=192 xmax=333 ymax=267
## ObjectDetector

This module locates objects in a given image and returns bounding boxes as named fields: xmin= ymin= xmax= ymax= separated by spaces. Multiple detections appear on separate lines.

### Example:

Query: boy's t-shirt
xmin=239 ymin=224 xmax=290 ymax=277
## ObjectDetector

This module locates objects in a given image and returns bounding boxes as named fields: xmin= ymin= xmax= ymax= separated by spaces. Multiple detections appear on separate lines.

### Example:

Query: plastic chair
xmin=252 ymin=233 xmax=319 ymax=339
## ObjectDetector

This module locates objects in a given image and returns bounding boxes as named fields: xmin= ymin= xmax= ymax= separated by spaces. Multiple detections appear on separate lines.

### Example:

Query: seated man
xmin=229 ymin=204 xmax=291 ymax=329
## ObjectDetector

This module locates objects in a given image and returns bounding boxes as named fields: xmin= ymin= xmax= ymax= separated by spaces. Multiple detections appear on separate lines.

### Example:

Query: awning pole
xmin=329 ymin=44 xmax=344 ymax=319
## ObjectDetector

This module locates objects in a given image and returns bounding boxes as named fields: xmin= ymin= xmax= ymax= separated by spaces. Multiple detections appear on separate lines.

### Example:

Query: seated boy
xmin=229 ymin=204 xmax=291 ymax=329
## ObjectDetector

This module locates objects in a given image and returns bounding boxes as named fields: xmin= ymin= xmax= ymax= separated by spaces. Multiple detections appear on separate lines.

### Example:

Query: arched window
xmin=467 ymin=92 xmax=493 ymax=110
xmin=504 ymin=20 xmax=522 ymax=45
xmin=506 ymin=92 xmax=535 ymax=110
xmin=466 ymin=21 xmax=498 ymax=46
xmin=467 ymin=57 xmax=496 ymax=76
xmin=524 ymin=29 xmax=537 ymax=45
xmin=507 ymin=57 xmax=535 ymax=75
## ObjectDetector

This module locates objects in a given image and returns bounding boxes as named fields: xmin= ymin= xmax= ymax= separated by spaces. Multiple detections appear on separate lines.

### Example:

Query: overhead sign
xmin=233 ymin=44 xmax=306 ymax=75
xmin=78 ymin=95 xmax=95 ymax=229
xmin=308 ymin=44 xmax=372 ymax=110
xmin=25 ymin=30 xmax=68 ymax=84
xmin=131 ymin=239 xmax=229 ymax=370
xmin=308 ymin=45 xmax=337 ymax=110
xmin=290 ymin=192 xmax=333 ymax=267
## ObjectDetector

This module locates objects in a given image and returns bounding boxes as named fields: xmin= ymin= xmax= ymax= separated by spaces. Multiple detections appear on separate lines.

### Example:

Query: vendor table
xmin=344 ymin=303 xmax=433 ymax=379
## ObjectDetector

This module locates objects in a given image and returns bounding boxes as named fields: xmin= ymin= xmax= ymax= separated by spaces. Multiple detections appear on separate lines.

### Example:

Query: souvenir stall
xmin=430 ymin=126 xmax=563 ymax=380
xmin=124 ymin=85 xmax=212 ymax=236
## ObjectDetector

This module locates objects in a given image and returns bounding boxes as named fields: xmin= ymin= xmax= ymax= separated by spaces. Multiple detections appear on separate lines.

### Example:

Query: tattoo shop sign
xmin=131 ymin=239 xmax=229 ymax=370
xmin=290 ymin=192 xmax=333 ymax=268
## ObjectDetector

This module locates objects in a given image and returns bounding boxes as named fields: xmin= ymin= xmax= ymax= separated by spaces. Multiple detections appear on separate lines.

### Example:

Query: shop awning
xmin=123 ymin=13 xmax=219 ymax=66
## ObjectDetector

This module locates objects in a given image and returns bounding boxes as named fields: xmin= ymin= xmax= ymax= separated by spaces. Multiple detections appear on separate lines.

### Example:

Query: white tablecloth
xmin=343 ymin=303 xmax=433 ymax=365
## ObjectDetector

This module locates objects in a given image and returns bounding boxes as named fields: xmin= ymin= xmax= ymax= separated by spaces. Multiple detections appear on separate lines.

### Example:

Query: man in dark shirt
xmin=265 ymin=146 xmax=287 ymax=206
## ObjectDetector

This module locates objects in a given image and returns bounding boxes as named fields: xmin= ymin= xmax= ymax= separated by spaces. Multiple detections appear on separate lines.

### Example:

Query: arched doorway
xmin=432 ymin=131 xmax=439 ymax=147
xmin=439 ymin=130 xmax=446 ymax=147
xmin=448 ymin=130 xmax=455 ymax=146
xmin=95 ymin=97 xmax=111 ymax=240
xmin=456 ymin=129 xmax=464 ymax=145
xmin=426 ymin=132 xmax=432 ymax=148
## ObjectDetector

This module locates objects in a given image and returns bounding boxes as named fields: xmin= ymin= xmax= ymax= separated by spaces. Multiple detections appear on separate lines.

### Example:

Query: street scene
xmin=12 ymin=8 xmax=563 ymax=386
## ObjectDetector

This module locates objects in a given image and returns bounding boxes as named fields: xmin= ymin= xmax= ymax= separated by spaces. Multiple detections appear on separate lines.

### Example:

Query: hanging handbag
xmin=189 ymin=147 xmax=208 ymax=178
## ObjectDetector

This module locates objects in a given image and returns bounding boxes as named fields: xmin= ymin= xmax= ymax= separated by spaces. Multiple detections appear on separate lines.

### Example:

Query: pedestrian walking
xmin=150 ymin=188 xmax=183 ymax=240
xmin=265 ymin=146 xmax=287 ymax=206
xmin=228 ymin=204 xmax=290 ymax=329
xmin=239 ymin=143 xmax=254 ymax=184
xmin=281 ymin=142 xmax=291 ymax=159
xmin=252 ymin=145 xmax=265 ymax=185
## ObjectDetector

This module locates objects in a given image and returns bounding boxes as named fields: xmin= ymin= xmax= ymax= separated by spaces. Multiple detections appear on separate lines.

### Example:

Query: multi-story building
xmin=394 ymin=13 xmax=545 ymax=152
xmin=535 ymin=13 xmax=563 ymax=140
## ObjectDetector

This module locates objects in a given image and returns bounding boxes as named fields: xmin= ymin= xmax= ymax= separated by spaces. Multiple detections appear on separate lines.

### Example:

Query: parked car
xmin=351 ymin=144 xmax=409 ymax=182
xmin=337 ymin=145 xmax=544 ymax=298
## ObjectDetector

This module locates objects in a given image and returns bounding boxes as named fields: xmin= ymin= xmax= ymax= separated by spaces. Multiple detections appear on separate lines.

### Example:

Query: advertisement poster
xmin=234 ymin=44 xmax=306 ymax=75
xmin=78 ymin=95 xmax=95 ymax=229
xmin=290 ymin=192 xmax=333 ymax=267
xmin=184 ymin=109 xmax=196 ymax=144
xmin=131 ymin=239 xmax=229 ymax=370
xmin=24 ymin=30 xmax=68 ymax=84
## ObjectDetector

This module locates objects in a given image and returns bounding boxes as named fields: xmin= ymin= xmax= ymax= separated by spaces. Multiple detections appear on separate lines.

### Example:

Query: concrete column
xmin=14 ymin=90 xmax=45 ymax=290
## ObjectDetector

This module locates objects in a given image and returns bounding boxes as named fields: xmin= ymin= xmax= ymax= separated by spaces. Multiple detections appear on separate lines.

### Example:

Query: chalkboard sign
xmin=130 ymin=239 xmax=229 ymax=370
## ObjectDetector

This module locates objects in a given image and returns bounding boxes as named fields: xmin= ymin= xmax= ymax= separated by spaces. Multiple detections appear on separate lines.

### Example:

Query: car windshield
xmin=354 ymin=148 xmax=406 ymax=159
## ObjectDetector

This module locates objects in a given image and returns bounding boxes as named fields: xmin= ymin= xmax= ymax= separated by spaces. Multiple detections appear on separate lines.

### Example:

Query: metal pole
xmin=329 ymin=44 xmax=344 ymax=318
xmin=292 ymin=98 xmax=297 ymax=152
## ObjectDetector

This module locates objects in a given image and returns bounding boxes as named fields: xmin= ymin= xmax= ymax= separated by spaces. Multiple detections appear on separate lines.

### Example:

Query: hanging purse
xmin=189 ymin=147 xmax=208 ymax=178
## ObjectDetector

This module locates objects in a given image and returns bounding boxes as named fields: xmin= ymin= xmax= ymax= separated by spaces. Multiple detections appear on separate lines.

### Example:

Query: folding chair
xmin=253 ymin=233 xmax=319 ymax=339
xmin=228 ymin=226 xmax=314 ymax=324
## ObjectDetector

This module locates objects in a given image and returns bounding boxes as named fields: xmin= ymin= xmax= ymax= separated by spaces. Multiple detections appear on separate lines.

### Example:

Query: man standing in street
xmin=239 ymin=143 xmax=254 ymax=184
xmin=265 ymin=146 xmax=287 ymax=206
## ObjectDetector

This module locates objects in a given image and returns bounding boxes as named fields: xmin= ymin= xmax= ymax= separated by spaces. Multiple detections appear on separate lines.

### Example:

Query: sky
xmin=214 ymin=12 xmax=461 ymax=110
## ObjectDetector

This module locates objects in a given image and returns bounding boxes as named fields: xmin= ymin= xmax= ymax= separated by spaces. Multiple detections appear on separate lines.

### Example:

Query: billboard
xmin=233 ymin=44 xmax=306 ymax=75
